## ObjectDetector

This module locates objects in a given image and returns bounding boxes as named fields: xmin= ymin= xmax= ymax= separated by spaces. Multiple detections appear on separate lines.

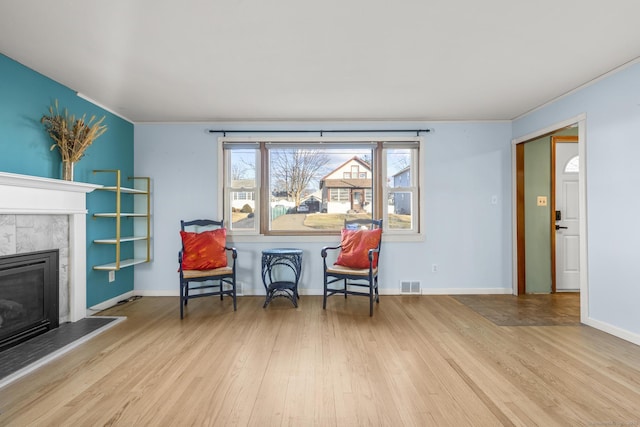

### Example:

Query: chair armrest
xmin=225 ymin=246 xmax=238 ymax=259
xmin=321 ymin=245 xmax=342 ymax=258
xmin=226 ymin=247 xmax=237 ymax=270
xmin=368 ymin=247 xmax=380 ymax=262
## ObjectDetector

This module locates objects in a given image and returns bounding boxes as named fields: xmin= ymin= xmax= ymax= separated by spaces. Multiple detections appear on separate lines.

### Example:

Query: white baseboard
xmin=135 ymin=290 xmax=179 ymax=297
xmin=134 ymin=289 xmax=246 ymax=297
xmin=86 ymin=291 xmax=135 ymax=316
xmin=131 ymin=287 xmax=513 ymax=297
xmin=583 ymin=317 xmax=640 ymax=346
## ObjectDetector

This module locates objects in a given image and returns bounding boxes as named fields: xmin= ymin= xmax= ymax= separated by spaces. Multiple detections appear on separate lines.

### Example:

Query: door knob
xmin=555 ymin=225 xmax=568 ymax=230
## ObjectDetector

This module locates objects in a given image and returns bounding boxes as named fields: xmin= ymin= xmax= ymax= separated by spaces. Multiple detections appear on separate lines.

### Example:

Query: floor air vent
xmin=400 ymin=281 xmax=421 ymax=294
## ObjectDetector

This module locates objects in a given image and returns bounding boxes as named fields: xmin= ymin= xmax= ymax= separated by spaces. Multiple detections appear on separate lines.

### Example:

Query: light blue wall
xmin=0 ymin=53 xmax=135 ymax=308
xmin=134 ymin=121 xmax=513 ymax=297
xmin=513 ymin=61 xmax=640 ymax=338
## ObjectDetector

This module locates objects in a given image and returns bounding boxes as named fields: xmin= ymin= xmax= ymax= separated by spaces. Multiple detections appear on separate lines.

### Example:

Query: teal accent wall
xmin=0 ymin=53 xmax=135 ymax=308
xmin=524 ymin=136 xmax=551 ymax=293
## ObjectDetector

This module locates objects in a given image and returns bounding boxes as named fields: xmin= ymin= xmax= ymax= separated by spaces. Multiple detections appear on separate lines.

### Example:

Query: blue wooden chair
xmin=178 ymin=219 xmax=237 ymax=318
xmin=321 ymin=218 xmax=383 ymax=316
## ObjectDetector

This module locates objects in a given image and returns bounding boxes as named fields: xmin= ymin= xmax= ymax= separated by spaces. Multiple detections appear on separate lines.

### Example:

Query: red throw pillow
xmin=180 ymin=228 xmax=228 ymax=270
xmin=335 ymin=228 xmax=382 ymax=269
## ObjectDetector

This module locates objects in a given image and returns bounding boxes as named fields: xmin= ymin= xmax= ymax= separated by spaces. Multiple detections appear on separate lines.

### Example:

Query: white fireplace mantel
xmin=0 ymin=171 xmax=101 ymax=215
xmin=0 ymin=171 xmax=102 ymax=322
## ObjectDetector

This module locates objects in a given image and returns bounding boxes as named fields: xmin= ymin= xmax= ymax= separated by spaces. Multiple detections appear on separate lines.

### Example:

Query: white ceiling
xmin=1 ymin=0 xmax=640 ymax=123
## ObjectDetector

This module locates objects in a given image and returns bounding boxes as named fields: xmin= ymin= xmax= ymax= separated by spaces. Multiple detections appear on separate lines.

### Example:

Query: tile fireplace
xmin=0 ymin=172 xmax=100 ymax=324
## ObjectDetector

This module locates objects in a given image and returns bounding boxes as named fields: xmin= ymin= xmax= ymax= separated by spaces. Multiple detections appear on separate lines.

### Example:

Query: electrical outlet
xmin=108 ymin=270 xmax=115 ymax=282
xmin=431 ymin=264 xmax=438 ymax=273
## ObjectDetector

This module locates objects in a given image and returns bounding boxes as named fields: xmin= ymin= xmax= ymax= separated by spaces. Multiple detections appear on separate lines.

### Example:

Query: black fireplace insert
xmin=0 ymin=250 xmax=59 ymax=352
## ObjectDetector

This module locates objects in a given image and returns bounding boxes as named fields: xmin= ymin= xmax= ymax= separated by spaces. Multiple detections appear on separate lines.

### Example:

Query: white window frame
xmin=382 ymin=142 xmax=420 ymax=234
xmin=222 ymin=143 xmax=260 ymax=235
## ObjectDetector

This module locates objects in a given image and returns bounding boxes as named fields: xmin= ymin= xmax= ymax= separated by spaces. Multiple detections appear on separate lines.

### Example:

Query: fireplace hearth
xmin=0 ymin=250 xmax=59 ymax=352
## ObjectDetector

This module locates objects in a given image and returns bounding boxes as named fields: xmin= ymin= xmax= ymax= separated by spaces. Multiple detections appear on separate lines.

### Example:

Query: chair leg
xmin=344 ymin=279 xmax=348 ymax=298
xmin=369 ymin=283 xmax=374 ymax=316
xmin=180 ymin=280 xmax=185 ymax=319
xmin=232 ymin=276 xmax=237 ymax=311
xmin=322 ymin=273 xmax=328 ymax=309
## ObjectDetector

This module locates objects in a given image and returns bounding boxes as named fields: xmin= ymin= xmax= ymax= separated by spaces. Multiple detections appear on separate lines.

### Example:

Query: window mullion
xmin=374 ymin=141 xmax=384 ymax=223
xmin=259 ymin=142 xmax=269 ymax=235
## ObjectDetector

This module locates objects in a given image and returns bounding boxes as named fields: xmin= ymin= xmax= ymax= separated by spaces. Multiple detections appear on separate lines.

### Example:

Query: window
xmin=222 ymin=137 xmax=421 ymax=235
xmin=225 ymin=147 xmax=259 ymax=231
xmin=385 ymin=146 xmax=418 ymax=232
xmin=233 ymin=192 xmax=254 ymax=201
xmin=330 ymin=188 xmax=349 ymax=202
xmin=565 ymin=155 xmax=579 ymax=173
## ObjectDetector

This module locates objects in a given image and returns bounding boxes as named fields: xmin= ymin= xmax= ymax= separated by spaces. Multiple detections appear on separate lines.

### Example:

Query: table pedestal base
xmin=263 ymin=281 xmax=298 ymax=308
xmin=261 ymin=248 xmax=303 ymax=309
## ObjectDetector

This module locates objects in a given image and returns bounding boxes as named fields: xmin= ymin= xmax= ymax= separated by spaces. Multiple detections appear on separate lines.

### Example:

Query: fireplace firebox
xmin=0 ymin=250 xmax=59 ymax=352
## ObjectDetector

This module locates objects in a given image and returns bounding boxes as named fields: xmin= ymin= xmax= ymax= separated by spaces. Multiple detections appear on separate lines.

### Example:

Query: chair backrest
xmin=344 ymin=218 xmax=382 ymax=231
xmin=180 ymin=219 xmax=224 ymax=232
xmin=179 ymin=219 xmax=230 ymax=270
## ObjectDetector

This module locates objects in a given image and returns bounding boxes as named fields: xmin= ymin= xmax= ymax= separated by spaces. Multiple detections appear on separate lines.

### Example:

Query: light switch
xmin=537 ymin=196 xmax=547 ymax=207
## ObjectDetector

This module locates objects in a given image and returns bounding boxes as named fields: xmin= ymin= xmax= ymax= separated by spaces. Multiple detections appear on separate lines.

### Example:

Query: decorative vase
xmin=62 ymin=160 xmax=75 ymax=181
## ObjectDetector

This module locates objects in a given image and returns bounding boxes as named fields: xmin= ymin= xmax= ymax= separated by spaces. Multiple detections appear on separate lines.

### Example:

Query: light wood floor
xmin=1 ymin=294 xmax=639 ymax=426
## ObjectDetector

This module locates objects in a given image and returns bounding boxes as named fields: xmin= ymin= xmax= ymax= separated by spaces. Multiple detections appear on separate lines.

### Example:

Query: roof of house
xmin=392 ymin=166 xmax=410 ymax=177
xmin=319 ymin=156 xmax=371 ymax=182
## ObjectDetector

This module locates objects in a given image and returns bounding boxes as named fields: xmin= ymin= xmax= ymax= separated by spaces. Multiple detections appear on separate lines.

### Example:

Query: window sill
xmin=227 ymin=232 xmax=425 ymax=244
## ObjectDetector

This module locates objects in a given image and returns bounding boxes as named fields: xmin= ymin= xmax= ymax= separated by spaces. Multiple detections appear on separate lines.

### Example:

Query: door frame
xmin=512 ymin=113 xmax=588 ymax=322
xmin=551 ymin=135 xmax=578 ymax=292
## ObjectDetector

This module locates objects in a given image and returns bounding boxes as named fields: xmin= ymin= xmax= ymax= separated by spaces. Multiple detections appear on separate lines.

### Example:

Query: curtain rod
xmin=208 ymin=129 xmax=431 ymax=137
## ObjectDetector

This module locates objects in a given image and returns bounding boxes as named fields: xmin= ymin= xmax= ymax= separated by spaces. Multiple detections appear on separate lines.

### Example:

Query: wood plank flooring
xmin=1 ymin=294 xmax=639 ymax=426
xmin=452 ymin=293 xmax=580 ymax=326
